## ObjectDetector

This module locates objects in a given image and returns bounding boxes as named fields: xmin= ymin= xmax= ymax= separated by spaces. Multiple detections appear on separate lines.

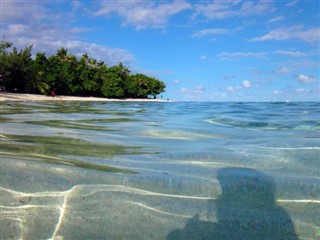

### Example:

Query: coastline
xmin=0 ymin=92 xmax=167 ymax=102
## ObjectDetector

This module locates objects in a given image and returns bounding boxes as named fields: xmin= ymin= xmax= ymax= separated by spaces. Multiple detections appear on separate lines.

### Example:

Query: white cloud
xmin=181 ymin=87 xmax=188 ymax=93
xmin=6 ymin=24 xmax=29 ymax=35
xmin=240 ymin=1 xmax=275 ymax=16
xmin=295 ymin=88 xmax=311 ymax=93
xmin=193 ymin=1 xmax=236 ymax=20
xmin=200 ymin=55 xmax=208 ymax=61
xmin=274 ymin=50 xmax=306 ymax=57
xmin=291 ymin=60 xmax=319 ymax=69
xmin=250 ymin=25 xmax=320 ymax=43
xmin=286 ymin=0 xmax=299 ymax=7
xmin=296 ymin=74 xmax=316 ymax=83
xmin=180 ymin=85 xmax=205 ymax=99
xmin=195 ymin=85 xmax=205 ymax=93
xmin=242 ymin=80 xmax=251 ymax=88
xmin=70 ymin=27 xmax=94 ymax=34
xmin=226 ymin=81 xmax=251 ymax=93
xmin=277 ymin=67 xmax=290 ymax=74
xmin=269 ymin=16 xmax=285 ymax=23
xmin=96 ymin=0 xmax=191 ymax=30
xmin=194 ymin=0 xmax=275 ymax=20
xmin=192 ymin=28 xmax=229 ymax=38
xmin=3 ymin=3 xmax=135 ymax=66
xmin=272 ymin=87 xmax=318 ymax=101
xmin=12 ymin=36 xmax=135 ymax=66
xmin=6 ymin=23 xmax=135 ymax=65
xmin=272 ymin=90 xmax=284 ymax=95
xmin=79 ymin=43 xmax=135 ymax=65
xmin=2 ymin=1 xmax=47 ymax=22
xmin=226 ymin=86 xmax=235 ymax=92
xmin=72 ymin=1 xmax=85 ymax=11
xmin=173 ymin=80 xmax=180 ymax=85
xmin=217 ymin=52 xmax=266 ymax=60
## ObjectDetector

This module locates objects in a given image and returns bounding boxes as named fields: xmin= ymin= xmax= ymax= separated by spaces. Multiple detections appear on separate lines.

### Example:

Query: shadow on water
xmin=167 ymin=167 xmax=298 ymax=240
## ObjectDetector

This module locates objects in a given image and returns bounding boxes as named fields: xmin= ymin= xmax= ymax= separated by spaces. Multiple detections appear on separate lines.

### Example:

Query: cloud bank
xmin=95 ymin=0 xmax=191 ymax=30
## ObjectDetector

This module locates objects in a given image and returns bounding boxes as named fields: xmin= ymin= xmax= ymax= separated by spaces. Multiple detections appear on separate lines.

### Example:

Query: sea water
xmin=0 ymin=101 xmax=319 ymax=239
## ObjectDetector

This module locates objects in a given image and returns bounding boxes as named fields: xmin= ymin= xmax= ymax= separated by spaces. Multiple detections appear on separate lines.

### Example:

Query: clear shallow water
xmin=0 ymin=101 xmax=319 ymax=239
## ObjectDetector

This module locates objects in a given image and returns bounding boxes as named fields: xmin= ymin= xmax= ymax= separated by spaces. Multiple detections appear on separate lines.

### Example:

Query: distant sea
xmin=1 ymin=101 xmax=319 ymax=239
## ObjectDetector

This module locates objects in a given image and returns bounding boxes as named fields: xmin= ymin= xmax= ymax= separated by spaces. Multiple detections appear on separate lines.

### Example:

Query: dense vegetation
xmin=0 ymin=41 xmax=166 ymax=98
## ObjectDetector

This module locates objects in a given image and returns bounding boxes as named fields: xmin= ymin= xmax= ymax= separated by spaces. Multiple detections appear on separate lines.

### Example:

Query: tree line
xmin=0 ymin=41 xmax=166 ymax=98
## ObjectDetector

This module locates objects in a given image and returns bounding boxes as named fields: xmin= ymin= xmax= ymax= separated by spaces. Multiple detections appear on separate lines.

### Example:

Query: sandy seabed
xmin=0 ymin=92 xmax=167 ymax=102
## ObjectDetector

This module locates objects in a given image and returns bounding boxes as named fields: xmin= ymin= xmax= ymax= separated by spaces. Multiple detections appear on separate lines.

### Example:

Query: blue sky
xmin=1 ymin=0 xmax=319 ymax=101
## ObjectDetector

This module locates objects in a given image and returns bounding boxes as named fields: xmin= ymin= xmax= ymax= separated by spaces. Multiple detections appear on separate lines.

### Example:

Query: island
xmin=0 ymin=41 xmax=166 ymax=100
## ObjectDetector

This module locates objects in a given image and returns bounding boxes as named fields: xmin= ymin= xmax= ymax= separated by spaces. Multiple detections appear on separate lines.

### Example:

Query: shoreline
xmin=0 ymin=92 xmax=168 ymax=102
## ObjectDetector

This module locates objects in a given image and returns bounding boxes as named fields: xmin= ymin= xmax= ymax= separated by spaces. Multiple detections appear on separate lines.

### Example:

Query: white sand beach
xmin=0 ymin=92 xmax=167 ymax=102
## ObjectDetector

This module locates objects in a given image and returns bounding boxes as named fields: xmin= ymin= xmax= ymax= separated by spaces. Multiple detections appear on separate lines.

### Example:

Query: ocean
xmin=1 ymin=101 xmax=319 ymax=239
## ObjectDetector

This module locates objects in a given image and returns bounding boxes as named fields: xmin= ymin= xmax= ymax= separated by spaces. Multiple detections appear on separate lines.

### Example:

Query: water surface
xmin=1 ymin=101 xmax=319 ymax=239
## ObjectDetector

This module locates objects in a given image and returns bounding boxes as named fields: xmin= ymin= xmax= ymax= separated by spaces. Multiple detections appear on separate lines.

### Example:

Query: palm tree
xmin=27 ymin=65 xmax=49 ymax=94
xmin=118 ymin=62 xmax=130 ymax=80
xmin=80 ymin=53 xmax=90 ymax=65
xmin=137 ymin=75 xmax=150 ymax=98
xmin=56 ymin=47 xmax=68 ymax=60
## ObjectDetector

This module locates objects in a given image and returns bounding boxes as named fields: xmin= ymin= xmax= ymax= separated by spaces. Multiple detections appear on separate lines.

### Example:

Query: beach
xmin=0 ymin=92 xmax=167 ymax=102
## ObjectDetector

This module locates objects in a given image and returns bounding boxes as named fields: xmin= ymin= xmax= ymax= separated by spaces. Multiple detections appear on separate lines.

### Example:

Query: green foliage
xmin=0 ymin=42 xmax=12 ymax=85
xmin=125 ymin=74 xmax=166 ymax=98
xmin=26 ymin=53 xmax=50 ymax=94
xmin=101 ymin=64 xmax=129 ymax=98
xmin=0 ymin=41 xmax=166 ymax=98
xmin=1 ymin=42 xmax=33 ymax=92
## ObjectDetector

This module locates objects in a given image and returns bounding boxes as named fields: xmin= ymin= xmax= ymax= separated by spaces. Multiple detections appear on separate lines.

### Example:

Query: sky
xmin=1 ymin=0 xmax=319 ymax=101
